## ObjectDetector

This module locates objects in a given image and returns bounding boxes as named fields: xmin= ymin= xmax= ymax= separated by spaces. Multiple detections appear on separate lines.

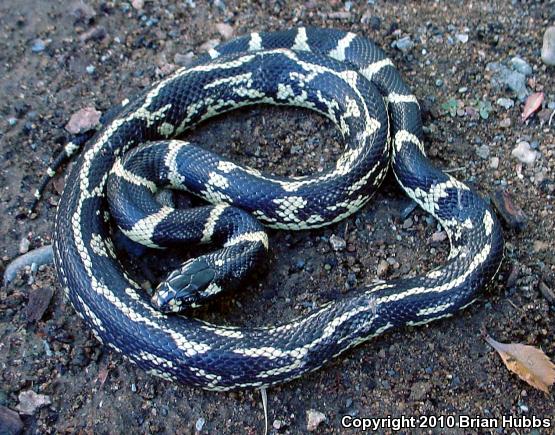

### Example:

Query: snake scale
xmin=50 ymin=27 xmax=504 ymax=390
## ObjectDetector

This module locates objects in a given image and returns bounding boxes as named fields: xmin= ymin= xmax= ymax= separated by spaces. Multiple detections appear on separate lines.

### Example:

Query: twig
xmin=3 ymin=245 xmax=53 ymax=286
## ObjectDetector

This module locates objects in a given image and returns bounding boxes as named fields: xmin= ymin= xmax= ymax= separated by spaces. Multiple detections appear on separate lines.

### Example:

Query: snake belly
xmin=52 ymin=27 xmax=504 ymax=390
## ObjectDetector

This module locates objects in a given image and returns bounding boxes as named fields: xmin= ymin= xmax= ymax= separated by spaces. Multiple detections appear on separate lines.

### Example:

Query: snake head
xmin=151 ymin=258 xmax=216 ymax=313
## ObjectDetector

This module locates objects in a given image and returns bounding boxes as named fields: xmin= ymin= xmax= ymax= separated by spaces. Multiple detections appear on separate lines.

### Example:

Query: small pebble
xmin=377 ymin=259 xmax=389 ymax=277
xmin=8 ymin=117 xmax=17 ymax=126
xmin=65 ymin=107 xmax=102 ymax=134
xmin=273 ymin=420 xmax=284 ymax=430
xmin=31 ymin=39 xmax=46 ymax=53
xmin=24 ymin=287 xmax=54 ymax=322
xmin=511 ymin=141 xmax=538 ymax=164
xmin=490 ymin=156 xmax=499 ymax=169
xmin=199 ymin=39 xmax=220 ymax=52
xmin=131 ymin=0 xmax=144 ymax=10
xmin=487 ymin=62 xmax=529 ymax=101
xmin=174 ymin=52 xmax=195 ymax=66
xmin=409 ymin=381 xmax=432 ymax=401
xmin=86 ymin=65 xmax=96 ymax=74
xmin=329 ymin=234 xmax=346 ymax=251
xmin=476 ymin=144 xmax=490 ymax=159
xmin=215 ymin=22 xmax=234 ymax=40
xmin=431 ymin=231 xmax=447 ymax=242
xmin=306 ymin=409 xmax=326 ymax=432
xmin=456 ymin=33 xmax=468 ymax=44
xmin=538 ymin=281 xmax=555 ymax=304
xmin=393 ymin=36 xmax=413 ymax=52
xmin=541 ymin=26 xmax=555 ymax=66
xmin=499 ymin=117 xmax=511 ymax=128
xmin=195 ymin=417 xmax=205 ymax=432
xmin=510 ymin=56 xmax=532 ymax=76
xmin=533 ymin=240 xmax=549 ymax=252
xmin=496 ymin=97 xmax=514 ymax=109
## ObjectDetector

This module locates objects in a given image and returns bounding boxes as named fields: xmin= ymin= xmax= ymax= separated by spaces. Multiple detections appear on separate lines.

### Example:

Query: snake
xmin=48 ymin=27 xmax=504 ymax=391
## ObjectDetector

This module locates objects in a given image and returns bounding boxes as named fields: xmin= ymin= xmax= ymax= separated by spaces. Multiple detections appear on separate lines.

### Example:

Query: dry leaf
xmin=486 ymin=334 xmax=555 ymax=393
xmin=521 ymin=92 xmax=544 ymax=121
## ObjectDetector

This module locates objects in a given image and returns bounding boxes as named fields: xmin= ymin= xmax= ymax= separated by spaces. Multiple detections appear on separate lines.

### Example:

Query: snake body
xmin=53 ymin=28 xmax=504 ymax=390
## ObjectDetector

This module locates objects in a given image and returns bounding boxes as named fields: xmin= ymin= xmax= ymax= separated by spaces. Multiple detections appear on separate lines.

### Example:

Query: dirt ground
xmin=1 ymin=0 xmax=554 ymax=433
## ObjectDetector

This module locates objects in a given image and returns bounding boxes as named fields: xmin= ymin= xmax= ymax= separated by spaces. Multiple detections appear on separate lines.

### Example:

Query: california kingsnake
xmin=51 ymin=27 xmax=504 ymax=390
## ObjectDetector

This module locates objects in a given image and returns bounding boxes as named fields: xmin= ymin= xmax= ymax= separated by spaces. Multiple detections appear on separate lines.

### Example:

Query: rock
xmin=306 ymin=409 xmax=326 ymax=432
xmin=509 ymin=56 xmax=532 ymax=76
xmin=327 ymin=11 xmax=351 ymax=19
xmin=195 ymin=417 xmax=205 ymax=431
xmin=533 ymin=240 xmax=549 ymax=252
xmin=273 ymin=419 xmax=285 ymax=430
xmin=431 ymin=231 xmax=447 ymax=242
xmin=174 ymin=51 xmax=194 ymax=66
xmin=199 ymin=39 xmax=220 ymax=52
xmin=19 ymin=238 xmax=30 ymax=254
xmin=65 ymin=107 xmax=101 ymax=134
xmin=499 ymin=117 xmax=511 ymax=128
xmin=377 ymin=259 xmax=389 ymax=277
xmin=361 ymin=13 xmax=381 ymax=30
xmin=131 ymin=0 xmax=144 ymax=10
xmin=496 ymin=97 xmax=514 ymax=109
xmin=24 ymin=287 xmax=54 ymax=323
xmin=16 ymin=390 xmax=51 ymax=415
xmin=486 ymin=62 xmax=529 ymax=101
xmin=490 ymin=156 xmax=500 ymax=169
xmin=541 ymin=26 xmax=555 ymax=66
xmin=393 ymin=36 xmax=413 ymax=52
xmin=215 ymin=23 xmax=234 ymax=40
xmin=538 ymin=281 xmax=555 ymax=304
xmin=329 ymin=234 xmax=346 ymax=251
xmin=409 ymin=381 xmax=432 ymax=401
xmin=476 ymin=144 xmax=490 ymax=159
xmin=0 ymin=406 xmax=23 ymax=435
xmin=511 ymin=141 xmax=538 ymax=164
xmin=491 ymin=188 xmax=527 ymax=231
xmin=31 ymin=39 xmax=46 ymax=53
xmin=456 ymin=33 xmax=469 ymax=43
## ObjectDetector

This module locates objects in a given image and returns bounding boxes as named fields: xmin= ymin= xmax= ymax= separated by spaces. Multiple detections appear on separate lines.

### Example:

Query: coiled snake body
xmin=52 ymin=28 xmax=504 ymax=390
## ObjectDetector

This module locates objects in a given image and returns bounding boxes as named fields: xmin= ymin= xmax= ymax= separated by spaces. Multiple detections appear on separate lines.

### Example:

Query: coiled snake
xmin=50 ymin=28 xmax=504 ymax=390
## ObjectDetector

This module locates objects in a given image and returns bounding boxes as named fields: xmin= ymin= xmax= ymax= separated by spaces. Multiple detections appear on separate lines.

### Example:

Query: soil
xmin=1 ymin=1 xmax=554 ymax=434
